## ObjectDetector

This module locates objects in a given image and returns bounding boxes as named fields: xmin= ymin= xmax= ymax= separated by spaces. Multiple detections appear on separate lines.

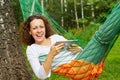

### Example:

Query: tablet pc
xmin=55 ymin=40 xmax=78 ymax=50
xmin=55 ymin=40 xmax=78 ymax=44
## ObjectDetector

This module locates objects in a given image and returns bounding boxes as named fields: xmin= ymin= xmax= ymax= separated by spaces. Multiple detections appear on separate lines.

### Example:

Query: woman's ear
xmin=29 ymin=31 xmax=31 ymax=35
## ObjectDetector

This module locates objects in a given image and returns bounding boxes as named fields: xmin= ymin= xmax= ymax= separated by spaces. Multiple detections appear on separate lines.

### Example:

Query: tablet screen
xmin=55 ymin=40 xmax=78 ymax=50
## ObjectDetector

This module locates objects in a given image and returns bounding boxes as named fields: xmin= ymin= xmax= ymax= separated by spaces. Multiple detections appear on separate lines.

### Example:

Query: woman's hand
xmin=49 ymin=42 xmax=65 ymax=57
xmin=67 ymin=44 xmax=83 ymax=54
xmin=43 ymin=42 xmax=65 ymax=75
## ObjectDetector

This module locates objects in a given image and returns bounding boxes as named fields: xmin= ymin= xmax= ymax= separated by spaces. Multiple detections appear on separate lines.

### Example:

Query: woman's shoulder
xmin=26 ymin=44 xmax=39 ymax=51
xmin=27 ymin=44 xmax=36 ymax=48
xmin=49 ymin=34 xmax=67 ymax=44
xmin=26 ymin=44 xmax=43 ymax=56
xmin=50 ymin=34 xmax=61 ymax=38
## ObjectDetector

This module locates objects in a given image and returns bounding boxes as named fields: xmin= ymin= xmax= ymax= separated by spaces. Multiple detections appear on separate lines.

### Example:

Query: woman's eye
xmin=40 ymin=26 xmax=44 ymax=28
xmin=32 ymin=27 xmax=36 ymax=30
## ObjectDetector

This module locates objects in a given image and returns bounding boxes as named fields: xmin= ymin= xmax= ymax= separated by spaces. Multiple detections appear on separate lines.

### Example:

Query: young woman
xmin=21 ymin=15 xmax=82 ymax=80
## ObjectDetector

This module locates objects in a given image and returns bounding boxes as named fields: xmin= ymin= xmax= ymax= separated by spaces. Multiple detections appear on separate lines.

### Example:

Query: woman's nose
xmin=37 ymin=27 xmax=41 ymax=32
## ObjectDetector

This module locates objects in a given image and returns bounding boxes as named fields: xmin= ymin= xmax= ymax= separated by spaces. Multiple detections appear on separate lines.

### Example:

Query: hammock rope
xmin=19 ymin=0 xmax=120 ymax=79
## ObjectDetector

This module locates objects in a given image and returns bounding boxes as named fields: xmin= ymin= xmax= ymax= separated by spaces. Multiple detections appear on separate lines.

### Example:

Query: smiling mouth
xmin=36 ymin=34 xmax=43 ymax=38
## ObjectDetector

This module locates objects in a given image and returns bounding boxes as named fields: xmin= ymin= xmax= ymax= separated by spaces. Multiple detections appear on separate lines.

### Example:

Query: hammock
xmin=19 ymin=0 xmax=120 ymax=80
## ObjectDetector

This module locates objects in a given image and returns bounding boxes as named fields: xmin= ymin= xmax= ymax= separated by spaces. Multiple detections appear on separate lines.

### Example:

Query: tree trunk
xmin=0 ymin=0 xmax=32 ymax=80
xmin=61 ymin=0 xmax=64 ymax=27
xmin=91 ymin=4 xmax=95 ymax=18
xmin=74 ymin=0 xmax=79 ymax=29
xmin=90 ymin=0 xmax=95 ymax=20
xmin=81 ymin=0 xmax=85 ymax=30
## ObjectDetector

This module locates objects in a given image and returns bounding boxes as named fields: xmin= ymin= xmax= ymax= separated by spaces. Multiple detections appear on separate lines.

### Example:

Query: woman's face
xmin=29 ymin=19 xmax=46 ymax=44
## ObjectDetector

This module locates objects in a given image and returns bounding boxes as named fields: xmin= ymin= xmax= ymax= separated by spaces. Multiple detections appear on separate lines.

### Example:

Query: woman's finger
xmin=54 ymin=43 xmax=65 ymax=52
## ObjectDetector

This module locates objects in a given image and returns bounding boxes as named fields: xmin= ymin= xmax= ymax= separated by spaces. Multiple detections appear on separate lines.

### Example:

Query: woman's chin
xmin=35 ymin=38 xmax=43 ymax=42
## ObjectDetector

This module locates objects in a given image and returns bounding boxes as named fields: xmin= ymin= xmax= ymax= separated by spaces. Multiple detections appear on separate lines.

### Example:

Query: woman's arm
xmin=27 ymin=47 xmax=49 ymax=79
xmin=43 ymin=43 xmax=65 ymax=75
xmin=27 ymin=35 xmax=66 ymax=79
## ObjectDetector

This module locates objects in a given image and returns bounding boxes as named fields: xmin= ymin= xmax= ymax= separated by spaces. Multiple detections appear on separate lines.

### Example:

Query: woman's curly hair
xmin=20 ymin=15 xmax=54 ymax=45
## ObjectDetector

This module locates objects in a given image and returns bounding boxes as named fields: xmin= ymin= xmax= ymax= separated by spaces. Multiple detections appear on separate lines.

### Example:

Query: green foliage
xmin=78 ymin=18 xmax=88 ymax=24
xmin=11 ymin=0 xmax=23 ymax=26
xmin=68 ymin=21 xmax=100 ymax=41
xmin=45 ymin=0 xmax=61 ymax=25
xmin=46 ymin=73 xmax=71 ymax=80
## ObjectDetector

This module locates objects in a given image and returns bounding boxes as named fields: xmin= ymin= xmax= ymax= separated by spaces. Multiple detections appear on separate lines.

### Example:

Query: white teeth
xmin=38 ymin=35 xmax=41 ymax=37
xmin=37 ymin=35 xmax=42 ymax=37
xmin=36 ymin=34 xmax=42 ymax=37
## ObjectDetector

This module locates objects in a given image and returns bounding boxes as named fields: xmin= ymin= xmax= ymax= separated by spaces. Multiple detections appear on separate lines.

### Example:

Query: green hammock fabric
xmin=76 ymin=3 xmax=120 ymax=64
xmin=19 ymin=0 xmax=120 ymax=79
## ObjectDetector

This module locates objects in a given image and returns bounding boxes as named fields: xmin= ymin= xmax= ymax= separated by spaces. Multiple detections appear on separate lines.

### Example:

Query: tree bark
xmin=0 ymin=0 xmax=32 ymax=80
xmin=81 ymin=0 xmax=85 ymax=30
xmin=61 ymin=0 xmax=64 ymax=27
xmin=74 ymin=0 xmax=79 ymax=29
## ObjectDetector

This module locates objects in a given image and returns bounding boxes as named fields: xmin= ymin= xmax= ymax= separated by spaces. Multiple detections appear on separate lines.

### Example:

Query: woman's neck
xmin=35 ymin=38 xmax=51 ymax=46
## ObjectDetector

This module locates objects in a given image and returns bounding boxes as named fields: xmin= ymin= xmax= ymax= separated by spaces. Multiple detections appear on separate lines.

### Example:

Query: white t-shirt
xmin=26 ymin=34 xmax=81 ymax=79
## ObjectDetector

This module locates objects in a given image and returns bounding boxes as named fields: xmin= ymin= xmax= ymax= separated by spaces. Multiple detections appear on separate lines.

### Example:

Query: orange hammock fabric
xmin=53 ymin=59 xmax=105 ymax=80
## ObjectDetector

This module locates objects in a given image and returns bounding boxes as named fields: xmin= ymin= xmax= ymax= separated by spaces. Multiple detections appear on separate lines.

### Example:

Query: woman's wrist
xmin=47 ymin=53 xmax=54 ymax=59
